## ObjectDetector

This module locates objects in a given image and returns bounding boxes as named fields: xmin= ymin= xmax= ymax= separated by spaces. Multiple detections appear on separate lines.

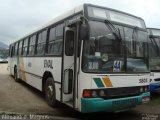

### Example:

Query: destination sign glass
xmin=87 ymin=6 xmax=146 ymax=29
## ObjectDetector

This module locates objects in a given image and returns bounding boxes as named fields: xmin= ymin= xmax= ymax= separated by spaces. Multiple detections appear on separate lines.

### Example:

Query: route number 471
xmin=113 ymin=61 xmax=122 ymax=72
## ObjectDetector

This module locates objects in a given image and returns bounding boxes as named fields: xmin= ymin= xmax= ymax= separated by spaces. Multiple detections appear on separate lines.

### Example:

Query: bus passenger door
xmin=62 ymin=27 xmax=76 ymax=107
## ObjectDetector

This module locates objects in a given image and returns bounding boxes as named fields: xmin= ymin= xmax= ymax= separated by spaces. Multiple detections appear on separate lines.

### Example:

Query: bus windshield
xmin=82 ymin=21 xmax=149 ymax=73
xmin=149 ymin=35 xmax=160 ymax=71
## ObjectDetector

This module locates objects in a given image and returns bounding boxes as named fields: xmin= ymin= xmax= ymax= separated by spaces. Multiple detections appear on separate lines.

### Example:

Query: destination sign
xmin=88 ymin=6 xmax=146 ymax=29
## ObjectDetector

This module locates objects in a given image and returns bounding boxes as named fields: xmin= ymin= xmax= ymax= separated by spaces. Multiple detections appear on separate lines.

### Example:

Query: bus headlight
xmin=140 ymin=87 xmax=143 ymax=92
xmin=92 ymin=91 xmax=98 ymax=97
xmin=99 ymin=90 xmax=105 ymax=97
xmin=139 ymin=86 xmax=149 ymax=93
xmin=83 ymin=89 xmax=106 ymax=98
xmin=144 ymin=87 xmax=148 ymax=92
xmin=144 ymin=86 xmax=149 ymax=92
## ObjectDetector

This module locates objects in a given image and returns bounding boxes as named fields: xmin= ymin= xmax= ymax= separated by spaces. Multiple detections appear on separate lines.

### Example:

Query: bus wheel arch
xmin=42 ymin=71 xmax=57 ymax=107
xmin=42 ymin=71 xmax=53 ymax=92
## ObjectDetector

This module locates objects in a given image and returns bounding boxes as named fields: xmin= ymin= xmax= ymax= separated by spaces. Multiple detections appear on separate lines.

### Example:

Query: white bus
xmin=8 ymin=4 xmax=150 ymax=113
xmin=147 ymin=28 xmax=160 ymax=93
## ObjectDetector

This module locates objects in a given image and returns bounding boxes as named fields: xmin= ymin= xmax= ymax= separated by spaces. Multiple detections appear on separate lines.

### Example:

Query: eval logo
xmin=44 ymin=60 xmax=53 ymax=69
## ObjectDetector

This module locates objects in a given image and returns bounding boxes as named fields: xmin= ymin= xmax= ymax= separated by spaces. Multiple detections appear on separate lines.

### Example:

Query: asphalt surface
xmin=0 ymin=63 xmax=160 ymax=120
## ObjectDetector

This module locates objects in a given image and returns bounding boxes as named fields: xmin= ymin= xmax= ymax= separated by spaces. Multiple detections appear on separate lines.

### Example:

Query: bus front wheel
xmin=45 ymin=77 xmax=57 ymax=107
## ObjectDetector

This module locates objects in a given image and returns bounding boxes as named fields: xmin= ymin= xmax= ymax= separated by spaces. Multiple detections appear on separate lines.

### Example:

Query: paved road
xmin=0 ymin=63 xmax=160 ymax=120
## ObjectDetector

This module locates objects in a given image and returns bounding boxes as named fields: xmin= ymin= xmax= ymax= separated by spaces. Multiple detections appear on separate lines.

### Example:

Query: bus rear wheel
xmin=45 ymin=77 xmax=56 ymax=107
xmin=14 ymin=67 xmax=19 ymax=82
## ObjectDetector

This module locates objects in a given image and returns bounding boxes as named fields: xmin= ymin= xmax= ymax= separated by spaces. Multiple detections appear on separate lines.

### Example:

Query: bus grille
xmin=100 ymin=86 xmax=144 ymax=99
xmin=106 ymin=87 xmax=140 ymax=98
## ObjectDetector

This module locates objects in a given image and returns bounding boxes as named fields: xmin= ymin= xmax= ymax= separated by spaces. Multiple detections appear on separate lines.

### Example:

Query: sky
xmin=0 ymin=0 xmax=159 ymax=45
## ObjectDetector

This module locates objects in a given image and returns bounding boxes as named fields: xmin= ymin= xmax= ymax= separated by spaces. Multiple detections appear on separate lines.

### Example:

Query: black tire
xmin=45 ymin=77 xmax=57 ymax=107
xmin=14 ymin=67 xmax=19 ymax=82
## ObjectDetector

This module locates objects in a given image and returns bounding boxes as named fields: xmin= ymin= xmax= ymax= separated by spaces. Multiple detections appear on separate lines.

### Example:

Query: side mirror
xmin=80 ymin=24 xmax=89 ymax=40
xmin=65 ymin=30 xmax=74 ymax=56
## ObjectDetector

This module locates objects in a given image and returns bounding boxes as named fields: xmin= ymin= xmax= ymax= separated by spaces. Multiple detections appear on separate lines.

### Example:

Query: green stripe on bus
xmin=93 ymin=78 xmax=105 ymax=87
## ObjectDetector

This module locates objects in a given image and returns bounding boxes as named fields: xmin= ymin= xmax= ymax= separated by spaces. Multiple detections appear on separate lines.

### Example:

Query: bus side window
xmin=36 ymin=30 xmax=47 ymax=56
xmin=9 ymin=45 xmax=11 ymax=57
xmin=58 ymin=40 xmax=63 ymax=55
xmin=22 ymin=38 xmax=29 ymax=56
xmin=55 ymin=24 xmax=64 ymax=55
xmin=9 ymin=45 xmax=12 ymax=57
xmin=18 ymin=41 xmax=23 ymax=56
xmin=51 ymin=39 xmax=62 ymax=55
xmin=13 ymin=44 xmax=16 ymax=57
xmin=56 ymin=23 xmax=64 ymax=39
xmin=10 ymin=46 xmax=14 ymax=58
xmin=15 ymin=42 xmax=18 ymax=56
xmin=47 ymin=27 xmax=56 ymax=54
xmin=28 ymin=35 xmax=36 ymax=56
xmin=47 ymin=24 xmax=63 ymax=55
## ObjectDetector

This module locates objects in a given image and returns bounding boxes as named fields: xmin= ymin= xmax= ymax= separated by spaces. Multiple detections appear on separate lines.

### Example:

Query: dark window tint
xmin=22 ymin=38 xmax=28 ymax=56
xmin=28 ymin=35 xmax=36 ymax=56
xmin=10 ymin=45 xmax=15 ymax=57
xmin=9 ymin=45 xmax=11 ymax=56
xmin=15 ymin=42 xmax=19 ymax=56
xmin=36 ymin=30 xmax=47 ymax=55
xmin=48 ymin=39 xmax=62 ymax=55
xmin=18 ymin=41 xmax=23 ymax=56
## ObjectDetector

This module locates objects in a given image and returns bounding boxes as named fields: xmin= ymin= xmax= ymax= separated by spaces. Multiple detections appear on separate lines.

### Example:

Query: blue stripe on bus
xmin=93 ymin=78 xmax=105 ymax=87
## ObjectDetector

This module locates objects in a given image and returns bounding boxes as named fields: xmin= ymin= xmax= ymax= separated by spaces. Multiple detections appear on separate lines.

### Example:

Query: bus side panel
xmin=16 ymin=57 xmax=62 ymax=101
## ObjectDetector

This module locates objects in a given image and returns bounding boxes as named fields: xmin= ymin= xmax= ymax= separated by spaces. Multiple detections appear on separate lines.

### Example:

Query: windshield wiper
xmin=104 ymin=20 xmax=122 ymax=41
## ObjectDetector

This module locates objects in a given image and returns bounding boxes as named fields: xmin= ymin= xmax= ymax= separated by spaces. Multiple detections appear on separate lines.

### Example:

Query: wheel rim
xmin=46 ymin=85 xmax=54 ymax=101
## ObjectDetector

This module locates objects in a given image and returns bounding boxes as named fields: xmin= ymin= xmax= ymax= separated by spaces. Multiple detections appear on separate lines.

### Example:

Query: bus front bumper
xmin=81 ymin=92 xmax=150 ymax=113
